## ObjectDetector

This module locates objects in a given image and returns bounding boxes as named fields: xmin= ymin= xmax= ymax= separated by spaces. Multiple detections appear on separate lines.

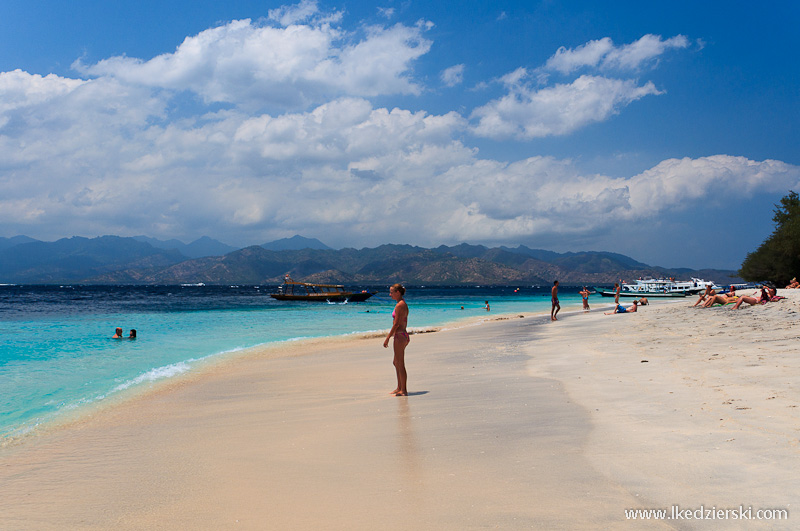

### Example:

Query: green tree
xmin=739 ymin=191 xmax=800 ymax=285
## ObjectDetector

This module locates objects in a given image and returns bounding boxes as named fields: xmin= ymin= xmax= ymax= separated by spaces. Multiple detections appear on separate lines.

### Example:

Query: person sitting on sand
xmin=701 ymin=293 xmax=734 ymax=307
xmin=731 ymin=288 xmax=769 ymax=309
xmin=692 ymin=284 xmax=716 ymax=307
xmin=786 ymin=278 xmax=799 ymax=289
xmin=605 ymin=300 xmax=638 ymax=314
xmin=702 ymin=286 xmax=737 ymax=308
xmin=636 ymin=297 xmax=649 ymax=306
xmin=112 ymin=327 xmax=123 ymax=339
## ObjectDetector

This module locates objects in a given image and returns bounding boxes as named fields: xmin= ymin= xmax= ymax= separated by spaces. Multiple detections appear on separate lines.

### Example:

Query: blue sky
xmin=1 ymin=0 xmax=798 ymax=269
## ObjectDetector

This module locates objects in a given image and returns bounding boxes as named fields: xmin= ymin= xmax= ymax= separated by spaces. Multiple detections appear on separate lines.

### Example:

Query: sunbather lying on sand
xmin=731 ymin=288 xmax=769 ymax=309
xmin=786 ymin=278 xmax=799 ymax=289
xmin=702 ymin=286 xmax=738 ymax=308
xmin=605 ymin=300 xmax=638 ymax=315
xmin=766 ymin=287 xmax=785 ymax=301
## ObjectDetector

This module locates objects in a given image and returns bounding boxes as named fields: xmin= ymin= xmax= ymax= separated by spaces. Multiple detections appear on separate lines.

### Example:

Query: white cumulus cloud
xmin=441 ymin=64 xmax=465 ymax=87
xmin=545 ymin=34 xmax=690 ymax=74
xmin=471 ymin=75 xmax=661 ymax=139
xmin=3 ymin=68 xmax=796 ymax=247
xmin=75 ymin=15 xmax=431 ymax=111
xmin=1 ymin=7 xmax=795 ymax=259
xmin=268 ymin=0 xmax=323 ymax=26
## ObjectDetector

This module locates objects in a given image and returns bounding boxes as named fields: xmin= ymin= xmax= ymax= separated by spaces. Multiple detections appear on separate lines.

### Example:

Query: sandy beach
xmin=1 ymin=291 xmax=798 ymax=529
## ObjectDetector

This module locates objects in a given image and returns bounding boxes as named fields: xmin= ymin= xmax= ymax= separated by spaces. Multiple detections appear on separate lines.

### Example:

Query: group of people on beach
xmin=692 ymin=284 xmax=782 ymax=309
xmin=386 ymin=274 xmax=772 ymax=396
xmin=112 ymin=327 xmax=137 ymax=339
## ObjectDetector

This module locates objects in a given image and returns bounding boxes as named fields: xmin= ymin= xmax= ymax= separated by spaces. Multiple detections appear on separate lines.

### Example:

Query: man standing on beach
xmin=614 ymin=282 xmax=621 ymax=305
xmin=551 ymin=280 xmax=560 ymax=321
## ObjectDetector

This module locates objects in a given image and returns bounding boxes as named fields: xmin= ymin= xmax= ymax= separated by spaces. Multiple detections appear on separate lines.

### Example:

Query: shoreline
xmin=1 ymin=304 xmax=654 ymax=529
xmin=3 ymin=292 xmax=788 ymax=527
xmin=0 ymin=293 xmax=667 ymax=450
xmin=0 ymin=300 xmax=571 ymax=450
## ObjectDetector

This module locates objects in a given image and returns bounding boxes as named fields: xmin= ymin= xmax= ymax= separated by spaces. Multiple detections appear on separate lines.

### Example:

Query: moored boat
xmin=595 ymin=287 xmax=687 ymax=298
xmin=595 ymin=277 xmax=717 ymax=298
xmin=270 ymin=275 xmax=376 ymax=302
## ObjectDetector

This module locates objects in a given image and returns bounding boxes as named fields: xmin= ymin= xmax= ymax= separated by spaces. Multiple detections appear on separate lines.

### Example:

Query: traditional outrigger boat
xmin=595 ymin=277 xmax=717 ymax=298
xmin=269 ymin=275 xmax=376 ymax=302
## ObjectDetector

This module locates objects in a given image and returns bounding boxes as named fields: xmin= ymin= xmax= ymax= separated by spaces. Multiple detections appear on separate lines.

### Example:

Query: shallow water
xmin=0 ymin=284 xmax=586 ymax=442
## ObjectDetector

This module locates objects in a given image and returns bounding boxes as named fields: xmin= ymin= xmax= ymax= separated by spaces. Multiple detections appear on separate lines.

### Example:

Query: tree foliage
xmin=739 ymin=191 xmax=800 ymax=285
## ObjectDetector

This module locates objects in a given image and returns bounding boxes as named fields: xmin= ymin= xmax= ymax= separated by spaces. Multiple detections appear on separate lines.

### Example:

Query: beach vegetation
xmin=739 ymin=191 xmax=800 ymax=285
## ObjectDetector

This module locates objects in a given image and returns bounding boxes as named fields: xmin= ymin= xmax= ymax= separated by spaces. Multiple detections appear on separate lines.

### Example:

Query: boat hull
xmin=270 ymin=291 xmax=376 ymax=302
xmin=595 ymin=288 xmax=686 ymax=298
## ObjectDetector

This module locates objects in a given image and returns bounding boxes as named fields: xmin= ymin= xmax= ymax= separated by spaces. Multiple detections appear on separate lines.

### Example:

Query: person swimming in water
xmin=383 ymin=283 xmax=409 ymax=396
xmin=112 ymin=327 xmax=123 ymax=339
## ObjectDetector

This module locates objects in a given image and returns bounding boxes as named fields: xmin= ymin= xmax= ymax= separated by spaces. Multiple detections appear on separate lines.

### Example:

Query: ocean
xmin=0 ymin=284 xmax=588 ymax=445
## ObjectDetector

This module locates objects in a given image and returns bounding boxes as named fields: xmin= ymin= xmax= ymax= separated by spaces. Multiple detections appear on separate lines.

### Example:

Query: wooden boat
xmin=270 ymin=275 xmax=376 ymax=302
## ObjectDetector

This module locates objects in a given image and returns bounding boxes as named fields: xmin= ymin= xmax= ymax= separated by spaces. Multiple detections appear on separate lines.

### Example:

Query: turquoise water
xmin=0 ymin=285 xmax=588 ymax=443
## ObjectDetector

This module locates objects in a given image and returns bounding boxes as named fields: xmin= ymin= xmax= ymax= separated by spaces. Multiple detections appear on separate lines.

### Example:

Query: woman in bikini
xmin=384 ymin=283 xmax=409 ymax=396
xmin=702 ymin=285 xmax=738 ymax=308
xmin=731 ymin=288 xmax=769 ymax=309
xmin=579 ymin=287 xmax=590 ymax=311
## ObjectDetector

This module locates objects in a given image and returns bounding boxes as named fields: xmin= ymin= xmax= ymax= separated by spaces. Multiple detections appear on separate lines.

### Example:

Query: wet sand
xmin=1 ymin=291 xmax=798 ymax=529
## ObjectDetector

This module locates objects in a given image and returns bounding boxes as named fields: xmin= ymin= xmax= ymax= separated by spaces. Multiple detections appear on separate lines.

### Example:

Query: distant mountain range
xmin=132 ymin=235 xmax=239 ymax=258
xmin=0 ymin=234 xmax=742 ymax=285
xmin=260 ymin=235 xmax=332 ymax=251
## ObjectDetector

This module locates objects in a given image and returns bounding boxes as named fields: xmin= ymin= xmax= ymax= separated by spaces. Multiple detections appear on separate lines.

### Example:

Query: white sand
xmin=529 ymin=290 xmax=799 ymax=528
xmin=1 ymin=291 xmax=797 ymax=529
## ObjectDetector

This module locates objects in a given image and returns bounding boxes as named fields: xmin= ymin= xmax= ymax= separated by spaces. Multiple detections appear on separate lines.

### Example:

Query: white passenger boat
xmin=595 ymin=277 xmax=717 ymax=298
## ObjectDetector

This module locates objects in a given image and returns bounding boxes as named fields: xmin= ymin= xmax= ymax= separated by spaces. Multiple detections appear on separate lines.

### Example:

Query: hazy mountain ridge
xmin=0 ymin=235 xmax=40 ymax=251
xmin=0 ymin=236 xmax=186 ymax=283
xmin=0 ymin=235 xmax=742 ymax=285
xmin=132 ymin=235 xmax=238 ymax=259
xmin=261 ymin=235 xmax=332 ymax=251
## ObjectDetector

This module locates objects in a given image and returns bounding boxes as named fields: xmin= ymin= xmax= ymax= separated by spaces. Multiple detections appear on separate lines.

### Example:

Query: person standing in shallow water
xmin=384 ymin=283 xmax=409 ymax=396
xmin=579 ymin=287 xmax=590 ymax=311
